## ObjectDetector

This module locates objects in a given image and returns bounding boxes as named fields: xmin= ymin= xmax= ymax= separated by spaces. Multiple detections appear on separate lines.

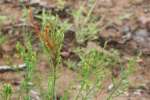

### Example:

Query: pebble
xmin=122 ymin=25 xmax=131 ymax=34
xmin=108 ymin=83 xmax=114 ymax=92
xmin=30 ymin=90 xmax=40 ymax=100
xmin=135 ymin=29 xmax=149 ymax=37
xmin=133 ymin=89 xmax=143 ymax=96
xmin=30 ymin=0 xmax=47 ymax=6
xmin=132 ymin=28 xmax=150 ymax=54
xmin=130 ymin=0 xmax=143 ymax=5
xmin=138 ymin=16 xmax=150 ymax=27
xmin=98 ymin=0 xmax=114 ymax=7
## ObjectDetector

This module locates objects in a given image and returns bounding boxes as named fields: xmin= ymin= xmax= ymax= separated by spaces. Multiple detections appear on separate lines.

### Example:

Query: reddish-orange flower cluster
xmin=43 ymin=24 xmax=55 ymax=50
xmin=29 ymin=7 xmax=40 ymax=35
xmin=28 ymin=7 xmax=55 ymax=52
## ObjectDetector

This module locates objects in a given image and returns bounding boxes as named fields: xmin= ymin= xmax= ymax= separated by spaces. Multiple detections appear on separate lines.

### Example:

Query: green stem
xmin=75 ymin=81 xmax=85 ymax=100
xmin=53 ymin=66 xmax=56 ymax=100
xmin=107 ymin=79 xmax=122 ymax=100
xmin=52 ymin=57 xmax=57 ymax=100
xmin=83 ymin=79 xmax=102 ymax=100
xmin=83 ymin=0 xmax=97 ymax=26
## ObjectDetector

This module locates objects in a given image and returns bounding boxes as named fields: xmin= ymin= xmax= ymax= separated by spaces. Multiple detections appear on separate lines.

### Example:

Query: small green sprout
xmin=1 ymin=84 xmax=12 ymax=100
xmin=0 ymin=16 xmax=7 ymax=24
xmin=16 ymin=41 xmax=37 ymax=99
xmin=0 ymin=34 xmax=6 ymax=45
xmin=72 ymin=0 xmax=99 ymax=44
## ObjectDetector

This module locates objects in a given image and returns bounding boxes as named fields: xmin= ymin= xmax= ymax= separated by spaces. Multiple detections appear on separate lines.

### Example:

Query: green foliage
xmin=72 ymin=0 xmax=99 ymax=44
xmin=45 ymin=76 xmax=54 ymax=100
xmin=22 ymin=7 xmax=29 ymax=21
xmin=75 ymin=48 xmax=119 ymax=100
xmin=0 ymin=34 xmax=6 ymax=45
xmin=16 ymin=42 xmax=37 ymax=79
xmin=56 ymin=0 xmax=66 ymax=8
xmin=39 ymin=9 xmax=70 ymax=55
xmin=107 ymin=58 xmax=137 ymax=100
xmin=24 ymin=96 xmax=31 ymax=100
xmin=1 ymin=84 xmax=12 ymax=100
xmin=76 ymin=22 xmax=98 ymax=43
xmin=38 ymin=10 xmax=70 ymax=100
xmin=60 ymin=90 xmax=69 ymax=100
xmin=73 ymin=48 xmax=136 ymax=100
xmin=16 ymin=41 xmax=37 ymax=99
xmin=0 ymin=16 xmax=7 ymax=24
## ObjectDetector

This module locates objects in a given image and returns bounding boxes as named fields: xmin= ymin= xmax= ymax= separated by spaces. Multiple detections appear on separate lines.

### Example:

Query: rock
xmin=120 ymin=25 xmax=132 ymax=43
xmin=30 ymin=0 xmax=47 ymax=6
xmin=130 ymin=0 xmax=144 ymax=5
xmin=133 ymin=29 xmax=150 ymax=54
xmin=30 ymin=90 xmax=40 ymax=100
xmin=138 ymin=16 xmax=150 ymax=29
xmin=30 ymin=0 xmax=41 ymax=4
xmin=97 ymin=0 xmax=114 ymax=7
xmin=108 ymin=83 xmax=114 ymax=92
xmin=121 ymin=32 xmax=132 ymax=44
xmin=133 ymin=89 xmax=143 ymax=96
xmin=122 ymin=25 xmax=131 ymax=34
xmin=134 ymin=29 xmax=149 ymax=38
xmin=133 ymin=29 xmax=149 ymax=44
xmin=99 ymin=24 xmax=121 ymax=39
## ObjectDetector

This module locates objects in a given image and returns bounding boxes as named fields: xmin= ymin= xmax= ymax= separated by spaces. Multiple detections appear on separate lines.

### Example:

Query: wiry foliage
xmin=72 ymin=0 xmax=99 ymax=44
xmin=29 ymin=8 xmax=70 ymax=99
xmin=1 ymin=84 xmax=12 ymax=100
xmin=16 ymin=41 xmax=37 ymax=99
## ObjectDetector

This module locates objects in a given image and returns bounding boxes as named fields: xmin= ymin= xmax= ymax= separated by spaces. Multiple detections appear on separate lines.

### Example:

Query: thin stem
xmin=107 ymin=79 xmax=122 ymax=100
xmin=82 ymin=67 xmax=106 ymax=100
xmin=75 ymin=81 xmax=85 ymax=100
xmin=53 ymin=61 xmax=57 ymax=100
xmin=83 ymin=0 xmax=98 ymax=26
xmin=83 ymin=79 xmax=101 ymax=100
